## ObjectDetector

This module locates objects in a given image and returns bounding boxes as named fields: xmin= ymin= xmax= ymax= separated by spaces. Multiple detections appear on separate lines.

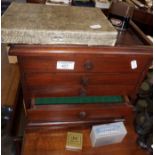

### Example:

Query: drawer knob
xmin=79 ymin=88 xmax=87 ymax=96
xmin=81 ymin=77 xmax=88 ymax=86
xmin=79 ymin=111 xmax=87 ymax=119
xmin=84 ymin=61 xmax=93 ymax=70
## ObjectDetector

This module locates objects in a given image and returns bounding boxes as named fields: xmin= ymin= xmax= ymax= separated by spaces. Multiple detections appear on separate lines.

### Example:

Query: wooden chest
xmin=9 ymin=21 xmax=152 ymax=128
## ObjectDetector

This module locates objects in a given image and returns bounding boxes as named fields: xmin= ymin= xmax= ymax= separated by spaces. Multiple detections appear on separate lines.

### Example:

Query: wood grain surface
xmin=1 ymin=44 xmax=20 ymax=106
xmin=22 ymin=121 xmax=149 ymax=155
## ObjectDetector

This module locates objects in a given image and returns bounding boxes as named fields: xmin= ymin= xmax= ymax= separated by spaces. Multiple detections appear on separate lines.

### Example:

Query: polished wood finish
xmin=25 ymin=72 xmax=140 ymax=86
xmin=22 ymin=121 xmax=149 ymax=155
xmin=27 ymin=100 xmax=133 ymax=126
xmin=19 ymin=54 xmax=150 ymax=73
xmin=9 ymin=23 xmax=152 ymax=128
xmin=26 ymin=85 xmax=135 ymax=97
xmin=132 ymin=8 xmax=153 ymax=36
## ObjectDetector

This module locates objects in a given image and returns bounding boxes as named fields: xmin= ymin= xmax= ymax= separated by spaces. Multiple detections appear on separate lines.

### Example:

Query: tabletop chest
xmin=9 ymin=39 xmax=152 ymax=128
xmin=2 ymin=2 xmax=152 ymax=129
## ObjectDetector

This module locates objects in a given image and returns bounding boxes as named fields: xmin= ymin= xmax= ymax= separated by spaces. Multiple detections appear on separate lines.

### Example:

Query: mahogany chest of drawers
xmin=9 ymin=22 xmax=152 ymax=128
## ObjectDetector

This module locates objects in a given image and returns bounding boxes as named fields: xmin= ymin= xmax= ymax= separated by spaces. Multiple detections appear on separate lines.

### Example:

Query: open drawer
xmin=26 ymin=96 xmax=133 ymax=127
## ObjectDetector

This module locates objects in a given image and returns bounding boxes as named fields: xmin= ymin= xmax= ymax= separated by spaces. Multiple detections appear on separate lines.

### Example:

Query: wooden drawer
xmin=26 ymin=85 xmax=135 ymax=97
xmin=20 ymin=54 xmax=150 ymax=73
xmin=27 ymin=97 xmax=133 ymax=126
xmin=25 ymin=72 xmax=139 ymax=87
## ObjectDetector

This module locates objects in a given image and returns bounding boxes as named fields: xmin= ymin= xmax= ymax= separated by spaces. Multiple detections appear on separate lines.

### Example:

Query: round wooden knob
xmin=79 ymin=88 xmax=87 ymax=96
xmin=84 ymin=61 xmax=93 ymax=70
xmin=79 ymin=111 xmax=87 ymax=119
xmin=80 ymin=77 xmax=88 ymax=86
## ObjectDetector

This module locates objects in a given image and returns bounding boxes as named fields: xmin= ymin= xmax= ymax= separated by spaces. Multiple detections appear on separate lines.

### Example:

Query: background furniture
xmin=132 ymin=8 xmax=152 ymax=36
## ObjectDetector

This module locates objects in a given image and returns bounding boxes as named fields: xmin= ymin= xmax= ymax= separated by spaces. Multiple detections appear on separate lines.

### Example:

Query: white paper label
xmin=90 ymin=24 xmax=102 ymax=29
xmin=131 ymin=60 xmax=137 ymax=69
xmin=57 ymin=61 xmax=75 ymax=70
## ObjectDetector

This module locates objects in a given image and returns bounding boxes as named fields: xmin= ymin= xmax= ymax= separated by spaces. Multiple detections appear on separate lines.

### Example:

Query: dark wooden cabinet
xmin=9 ymin=22 xmax=152 ymax=128
xmin=132 ymin=9 xmax=153 ymax=36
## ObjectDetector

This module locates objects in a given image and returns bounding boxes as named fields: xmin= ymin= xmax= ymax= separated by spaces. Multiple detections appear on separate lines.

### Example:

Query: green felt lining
xmin=35 ymin=96 xmax=124 ymax=105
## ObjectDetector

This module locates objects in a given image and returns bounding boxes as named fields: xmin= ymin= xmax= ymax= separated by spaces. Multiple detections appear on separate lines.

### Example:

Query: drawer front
xmin=27 ymin=103 xmax=133 ymax=124
xmin=25 ymin=73 xmax=139 ymax=87
xmin=20 ymin=54 xmax=150 ymax=73
xmin=25 ymin=85 xmax=135 ymax=97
